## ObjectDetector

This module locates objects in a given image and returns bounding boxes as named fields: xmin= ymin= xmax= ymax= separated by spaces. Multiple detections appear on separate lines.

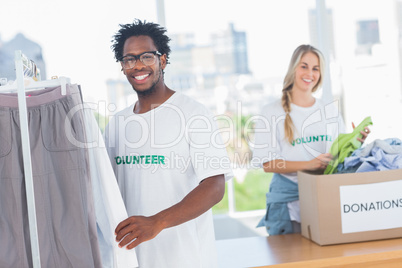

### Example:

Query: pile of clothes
xmin=336 ymin=138 xmax=402 ymax=174
xmin=325 ymin=116 xmax=402 ymax=175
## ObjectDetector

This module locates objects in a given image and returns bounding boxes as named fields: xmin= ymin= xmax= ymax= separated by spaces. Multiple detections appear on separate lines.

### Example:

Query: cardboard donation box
xmin=298 ymin=169 xmax=402 ymax=246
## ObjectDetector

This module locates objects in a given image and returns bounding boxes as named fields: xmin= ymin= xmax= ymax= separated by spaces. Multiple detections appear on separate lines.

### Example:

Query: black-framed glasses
xmin=120 ymin=51 xmax=162 ymax=69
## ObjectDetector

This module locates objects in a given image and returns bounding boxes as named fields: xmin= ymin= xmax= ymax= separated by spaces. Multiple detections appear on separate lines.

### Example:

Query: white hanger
xmin=0 ymin=76 xmax=71 ymax=95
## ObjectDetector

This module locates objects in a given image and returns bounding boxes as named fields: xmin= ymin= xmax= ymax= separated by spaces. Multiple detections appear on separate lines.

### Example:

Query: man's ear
xmin=160 ymin=54 xmax=167 ymax=70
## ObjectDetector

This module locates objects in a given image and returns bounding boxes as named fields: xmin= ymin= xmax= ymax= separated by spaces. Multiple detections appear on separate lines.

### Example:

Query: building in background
xmin=0 ymin=33 xmax=47 ymax=81
xmin=211 ymin=23 xmax=250 ymax=75
xmin=105 ymin=78 xmax=137 ymax=115
xmin=332 ymin=0 xmax=402 ymax=139
xmin=166 ymin=22 xmax=250 ymax=91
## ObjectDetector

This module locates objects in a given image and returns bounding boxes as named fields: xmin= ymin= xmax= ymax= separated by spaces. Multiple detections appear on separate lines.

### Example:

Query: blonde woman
xmin=252 ymin=44 xmax=369 ymax=235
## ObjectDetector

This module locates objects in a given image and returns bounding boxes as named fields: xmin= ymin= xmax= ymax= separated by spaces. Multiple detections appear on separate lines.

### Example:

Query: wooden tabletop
xmin=216 ymin=234 xmax=402 ymax=267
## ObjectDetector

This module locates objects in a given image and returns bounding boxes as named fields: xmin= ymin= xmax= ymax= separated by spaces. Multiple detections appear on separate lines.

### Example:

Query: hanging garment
xmin=0 ymin=85 xmax=102 ymax=268
xmin=337 ymin=138 xmax=402 ymax=173
xmin=324 ymin=116 xmax=373 ymax=174
xmin=83 ymin=104 xmax=138 ymax=268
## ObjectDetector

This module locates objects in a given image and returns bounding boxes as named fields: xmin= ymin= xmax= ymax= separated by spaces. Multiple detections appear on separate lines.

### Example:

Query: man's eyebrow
xmin=122 ymin=53 xmax=137 ymax=57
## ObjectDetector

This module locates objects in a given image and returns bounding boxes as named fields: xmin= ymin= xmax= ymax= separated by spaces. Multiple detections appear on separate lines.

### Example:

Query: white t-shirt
xmin=104 ymin=92 xmax=232 ymax=268
xmin=252 ymin=98 xmax=345 ymax=221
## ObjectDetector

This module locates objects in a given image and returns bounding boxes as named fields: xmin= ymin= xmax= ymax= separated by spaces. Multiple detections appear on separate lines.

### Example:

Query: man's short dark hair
xmin=111 ymin=19 xmax=171 ymax=64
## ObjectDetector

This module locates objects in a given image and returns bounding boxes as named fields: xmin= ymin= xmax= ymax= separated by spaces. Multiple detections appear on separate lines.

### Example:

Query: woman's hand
xmin=352 ymin=122 xmax=370 ymax=143
xmin=306 ymin=153 xmax=333 ymax=171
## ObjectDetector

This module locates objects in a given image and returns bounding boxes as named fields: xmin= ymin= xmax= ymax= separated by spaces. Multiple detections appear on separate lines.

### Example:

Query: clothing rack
xmin=0 ymin=50 xmax=71 ymax=268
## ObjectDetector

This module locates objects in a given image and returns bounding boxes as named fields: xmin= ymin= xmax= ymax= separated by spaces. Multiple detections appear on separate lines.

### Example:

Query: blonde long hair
xmin=281 ymin=44 xmax=325 ymax=144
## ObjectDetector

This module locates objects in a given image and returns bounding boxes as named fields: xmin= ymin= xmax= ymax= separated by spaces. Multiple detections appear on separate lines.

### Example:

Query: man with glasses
xmin=105 ymin=19 xmax=232 ymax=267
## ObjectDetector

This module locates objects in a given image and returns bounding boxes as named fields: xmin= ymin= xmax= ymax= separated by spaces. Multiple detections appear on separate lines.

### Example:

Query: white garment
xmin=83 ymin=104 xmax=138 ymax=268
xmin=252 ymin=98 xmax=345 ymax=221
xmin=104 ymin=92 xmax=233 ymax=268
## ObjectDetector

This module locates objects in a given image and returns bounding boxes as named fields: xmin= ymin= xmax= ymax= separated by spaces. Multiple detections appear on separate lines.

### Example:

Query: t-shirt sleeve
xmin=187 ymin=110 xmax=233 ymax=183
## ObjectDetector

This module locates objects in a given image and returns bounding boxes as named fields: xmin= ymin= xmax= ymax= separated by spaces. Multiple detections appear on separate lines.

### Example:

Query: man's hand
xmin=115 ymin=215 xmax=164 ymax=250
xmin=115 ymin=174 xmax=225 ymax=250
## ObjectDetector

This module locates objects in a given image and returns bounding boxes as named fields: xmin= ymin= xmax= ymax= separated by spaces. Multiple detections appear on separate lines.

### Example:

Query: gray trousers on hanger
xmin=0 ymin=84 xmax=102 ymax=268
